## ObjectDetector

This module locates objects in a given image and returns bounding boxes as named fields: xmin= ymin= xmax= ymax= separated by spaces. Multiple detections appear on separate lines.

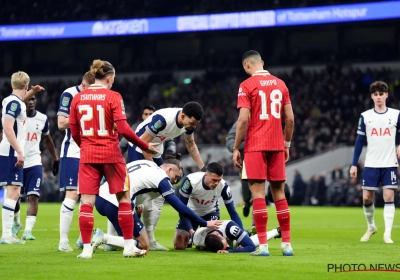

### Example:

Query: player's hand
xmin=232 ymin=149 xmax=242 ymax=168
xmin=15 ymin=151 xmax=24 ymax=168
xmin=397 ymin=145 xmax=400 ymax=158
xmin=30 ymin=85 xmax=45 ymax=93
xmin=284 ymin=147 xmax=290 ymax=162
xmin=52 ymin=160 xmax=60 ymax=176
xmin=217 ymin=250 xmax=229 ymax=253
xmin=349 ymin=166 xmax=357 ymax=178
xmin=206 ymin=220 xmax=223 ymax=229
xmin=144 ymin=143 xmax=159 ymax=154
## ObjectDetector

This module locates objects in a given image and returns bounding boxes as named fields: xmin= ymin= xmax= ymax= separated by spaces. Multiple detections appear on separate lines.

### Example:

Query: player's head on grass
xmin=370 ymin=81 xmax=389 ymax=108
xmin=80 ymin=71 xmax=95 ymax=90
xmin=242 ymin=50 xmax=264 ymax=76
xmin=180 ymin=102 xmax=203 ymax=130
xmin=142 ymin=105 xmax=156 ymax=121
xmin=90 ymin=59 xmax=115 ymax=89
xmin=162 ymin=157 xmax=183 ymax=184
xmin=11 ymin=71 xmax=30 ymax=92
xmin=204 ymin=162 xmax=224 ymax=190
xmin=205 ymin=232 xmax=229 ymax=252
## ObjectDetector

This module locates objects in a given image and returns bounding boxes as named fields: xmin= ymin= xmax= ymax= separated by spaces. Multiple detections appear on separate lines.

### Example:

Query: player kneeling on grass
xmin=92 ymin=158 xmax=222 ymax=252
xmin=192 ymin=220 xmax=281 ymax=253
xmin=174 ymin=162 xmax=243 ymax=250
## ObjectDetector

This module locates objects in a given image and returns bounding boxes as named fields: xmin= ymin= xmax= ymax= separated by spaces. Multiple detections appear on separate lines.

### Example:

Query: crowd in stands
xmin=1 ymin=64 xmax=399 ymax=202
xmin=0 ymin=0 xmax=379 ymax=24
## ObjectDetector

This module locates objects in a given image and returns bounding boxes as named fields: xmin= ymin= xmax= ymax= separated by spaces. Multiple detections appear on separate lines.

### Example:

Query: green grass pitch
xmin=1 ymin=203 xmax=399 ymax=280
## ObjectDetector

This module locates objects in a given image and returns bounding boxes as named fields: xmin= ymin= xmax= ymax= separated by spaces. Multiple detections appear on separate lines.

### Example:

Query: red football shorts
xmin=78 ymin=162 xmax=130 ymax=195
xmin=242 ymin=151 xmax=286 ymax=181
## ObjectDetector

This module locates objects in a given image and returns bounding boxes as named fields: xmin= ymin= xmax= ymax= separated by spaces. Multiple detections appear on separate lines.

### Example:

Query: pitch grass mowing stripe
xmin=0 ymin=204 xmax=397 ymax=280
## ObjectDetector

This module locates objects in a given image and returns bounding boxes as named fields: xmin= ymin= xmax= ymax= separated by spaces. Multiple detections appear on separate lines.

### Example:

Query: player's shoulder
xmin=187 ymin=171 xmax=205 ymax=183
xmin=387 ymin=107 xmax=400 ymax=115
xmin=3 ymin=94 xmax=23 ymax=104
xmin=33 ymin=111 xmax=48 ymax=122
xmin=156 ymin=108 xmax=181 ymax=117
xmin=361 ymin=109 xmax=374 ymax=117
xmin=63 ymin=85 xmax=80 ymax=97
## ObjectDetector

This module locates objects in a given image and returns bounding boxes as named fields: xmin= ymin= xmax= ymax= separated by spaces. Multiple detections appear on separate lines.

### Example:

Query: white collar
xmin=252 ymin=70 xmax=270 ymax=76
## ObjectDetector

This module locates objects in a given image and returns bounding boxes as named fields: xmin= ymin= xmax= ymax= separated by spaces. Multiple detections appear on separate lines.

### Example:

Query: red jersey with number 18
xmin=237 ymin=70 xmax=291 ymax=152
xmin=69 ymin=84 xmax=126 ymax=163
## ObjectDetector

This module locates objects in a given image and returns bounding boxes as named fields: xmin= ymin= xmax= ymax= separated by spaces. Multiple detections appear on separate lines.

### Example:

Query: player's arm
xmin=222 ymin=183 xmax=243 ymax=229
xmin=350 ymin=115 xmax=366 ymax=178
xmin=140 ymin=114 xmax=167 ymax=160
xmin=233 ymin=83 xmax=251 ymax=168
xmin=225 ymin=221 xmax=256 ymax=253
xmin=184 ymin=132 xmax=205 ymax=170
xmin=24 ymin=85 xmax=45 ymax=102
xmin=283 ymin=103 xmax=294 ymax=145
xmin=3 ymin=101 xmax=24 ymax=167
xmin=226 ymin=121 xmax=244 ymax=153
xmin=177 ymin=177 xmax=194 ymax=231
xmin=119 ymin=123 xmax=138 ymax=155
xmin=159 ymin=178 xmax=220 ymax=228
xmin=68 ymin=101 xmax=81 ymax=147
xmin=42 ymin=118 xmax=60 ymax=175
xmin=57 ymin=92 xmax=73 ymax=130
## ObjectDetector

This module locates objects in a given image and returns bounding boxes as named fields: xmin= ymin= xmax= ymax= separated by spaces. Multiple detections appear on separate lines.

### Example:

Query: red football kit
xmin=69 ymin=84 xmax=148 ymax=195
xmin=237 ymin=70 xmax=291 ymax=181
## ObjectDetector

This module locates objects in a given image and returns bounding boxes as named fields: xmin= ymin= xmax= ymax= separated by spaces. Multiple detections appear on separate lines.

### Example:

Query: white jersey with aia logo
xmin=24 ymin=111 xmax=49 ymax=168
xmin=179 ymin=172 xmax=233 ymax=216
xmin=357 ymin=108 xmax=400 ymax=168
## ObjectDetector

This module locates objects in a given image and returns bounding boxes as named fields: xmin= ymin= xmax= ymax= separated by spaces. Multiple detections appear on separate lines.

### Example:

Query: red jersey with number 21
xmin=69 ymin=84 xmax=126 ymax=163
xmin=237 ymin=70 xmax=291 ymax=152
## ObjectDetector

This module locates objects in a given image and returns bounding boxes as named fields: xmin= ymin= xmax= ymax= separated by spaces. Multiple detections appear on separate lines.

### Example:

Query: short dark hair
xmin=143 ymin=105 xmax=156 ymax=112
xmin=182 ymin=102 xmax=203 ymax=121
xmin=204 ymin=234 xmax=224 ymax=252
xmin=370 ymin=81 xmax=389 ymax=94
xmin=242 ymin=50 xmax=261 ymax=63
xmin=206 ymin=162 xmax=224 ymax=176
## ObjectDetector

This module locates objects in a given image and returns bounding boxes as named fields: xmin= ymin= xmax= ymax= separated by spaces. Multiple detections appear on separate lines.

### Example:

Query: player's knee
xmin=66 ymin=190 xmax=79 ymax=201
xmin=362 ymin=190 xmax=374 ymax=203
xmin=383 ymin=189 xmax=395 ymax=201
xmin=6 ymin=185 xmax=20 ymax=200
xmin=28 ymin=195 xmax=39 ymax=205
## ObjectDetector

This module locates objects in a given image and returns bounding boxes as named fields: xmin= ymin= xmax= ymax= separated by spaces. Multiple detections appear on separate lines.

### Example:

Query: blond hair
xmin=90 ymin=59 xmax=114 ymax=80
xmin=82 ymin=71 xmax=95 ymax=84
xmin=11 ymin=71 xmax=30 ymax=90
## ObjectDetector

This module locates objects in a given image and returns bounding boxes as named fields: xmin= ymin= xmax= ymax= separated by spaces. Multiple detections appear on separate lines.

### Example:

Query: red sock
xmin=253 ymin=198 xmax=268 ymax=245
xmin=79 ymin=203 xmax=94 ymax=244
xmin=275 ymin=198 xmax=290 ymax=242
xmin=118 ymin=202 xmax=134 ymax=240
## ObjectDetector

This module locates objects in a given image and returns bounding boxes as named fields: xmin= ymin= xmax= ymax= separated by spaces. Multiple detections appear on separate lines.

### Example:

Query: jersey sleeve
xmin=179 ymin=177 xmax=193 ymax=198
xmin=221 ymin=182 xmax=233 ymax=204
xmin=185 ymin=129 xmax=194 ymax=135
xmin=57 ymin=92 xmax=73 ymax=117
xmin=157 ymin=177 xmax=175 ymax=197
xmin=397 ymin=112 xmax=400 ymax=128
xmin=145 ymin=114 xmax=167 ymax=137
xmin=225 ymin=221 xmax=247 ymax=244
xmin=68 ymin=97 xmax=78 ymax=125
xmin=42 ymin=117 xmax=50 ymax=135
xmin=237 ymin=82 xmax=251 ymax=110
xmin=111 ymin=93 xmax=127 ymax=122
xmin=4 ymin=100 xmax=22 ymax=120
xmin=357 ymin=115 xmax=366 ymax=135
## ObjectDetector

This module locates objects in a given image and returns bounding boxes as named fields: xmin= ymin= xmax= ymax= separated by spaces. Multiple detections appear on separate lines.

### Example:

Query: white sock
xmin=281 ymin=242 xmax=290 ymax=249
xmin=363 ymin=203 xmax=375 ymax=229
xmin=2 ymin=198 xmax=18 ymax=238
xmin=124 ymin=238 xmax=134 ymax=248
xmin=250 ymin=235 xmax=259 ymax=246
xmin=250 ymin=229 xmax=279 ymax=246
xmin=83 ymin=243 xmax=92 ymax=252
xmin=384 ymin=202 xmax=395 ymax=236
xmin=143 ymin=197 xmax=164 ymax=242
xmin=104 ymin=234 xmax=124 ymax=248
xmin=14 ymin=210 xmax=21 ymax=225
xmin=59 ymin=198 xmax=77 ymax=243
xmin=25 ymin=216 xmax=36 ymax=231
xmin=107 ymin=220 xmax=116 ymax=235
